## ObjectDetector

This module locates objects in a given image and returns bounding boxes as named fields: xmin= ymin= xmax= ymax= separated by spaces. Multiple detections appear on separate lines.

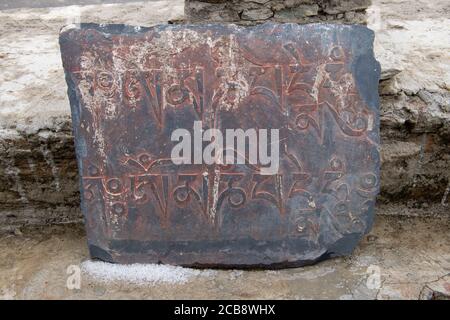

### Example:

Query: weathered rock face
xmin=59 ymin=23 xmax=380 ymax=266
xmin=379 ymin=91 xmax=450 ymax=213
xmin=185 ymin=0 xmax=370 ymax=25
xmin=370 ymin=1 xmax=450 ymax=214
xmin=0 ymin=125 xmax=80 ymax=232
xmin=0 ymin=0 xmax=449 ymax=234
xmin=0 ymin=1 xmax=185 ymax=233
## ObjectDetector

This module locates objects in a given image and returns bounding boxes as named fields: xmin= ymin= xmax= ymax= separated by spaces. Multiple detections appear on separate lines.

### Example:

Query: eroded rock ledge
xmin=1 ymin=0 xmax=449 ymax=232
xmin=3 ymin=90 xmax=448 ymax=233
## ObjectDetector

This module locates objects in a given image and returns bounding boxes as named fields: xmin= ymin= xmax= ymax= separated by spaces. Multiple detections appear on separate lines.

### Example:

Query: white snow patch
xmin=81 ymin=260 xmax=217 ymax=285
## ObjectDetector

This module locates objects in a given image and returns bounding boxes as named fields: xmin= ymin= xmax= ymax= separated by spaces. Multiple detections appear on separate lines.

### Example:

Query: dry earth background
xmin=0 ymin=0 xmax=449 ymax=299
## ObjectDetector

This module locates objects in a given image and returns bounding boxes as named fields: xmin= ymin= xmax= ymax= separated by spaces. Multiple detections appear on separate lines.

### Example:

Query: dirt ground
xmin=0 ymin=215 xmax=449 ymax=300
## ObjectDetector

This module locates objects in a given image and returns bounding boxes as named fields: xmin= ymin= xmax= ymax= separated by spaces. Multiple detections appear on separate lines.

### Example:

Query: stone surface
xmin=185 ymin=0 xmax=370 ymax=24
xmin=59 ymin=23 xmax=380 ymax=266
xmin=1 ymin=215 xmax=449 ymax=299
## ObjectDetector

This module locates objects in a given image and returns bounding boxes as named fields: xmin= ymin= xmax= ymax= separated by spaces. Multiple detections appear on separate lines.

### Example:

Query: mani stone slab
xmin=60 ymin=23 xmax=380 ymax=267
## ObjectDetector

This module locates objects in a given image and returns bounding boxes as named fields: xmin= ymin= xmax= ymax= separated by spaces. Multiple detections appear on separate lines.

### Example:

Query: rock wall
xmin=379 ymin=91 xmax=450 ymax=215
xmin=185 ymin=0 xmax=450 ymax=217
xmin=185 ymin=0 xmax=370 ymax=24
xmin=0 ymin=1 xmax=186 ymax=233
xmin=0 ymin=123 xmax=80 ymax=232
xmin=372 ymin=0 xmax=450 ymax=215
xmin=0 ymin=0 xmax=449 ymax=233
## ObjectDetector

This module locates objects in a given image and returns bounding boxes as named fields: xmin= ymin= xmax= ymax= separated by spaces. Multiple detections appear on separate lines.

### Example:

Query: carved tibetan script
xmin=60 ymin=23 xmax=381 ymax=267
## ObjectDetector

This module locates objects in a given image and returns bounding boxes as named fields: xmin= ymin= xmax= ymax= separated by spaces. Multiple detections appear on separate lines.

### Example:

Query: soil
xmin=1 ymin=215 xmax=449 ymax=299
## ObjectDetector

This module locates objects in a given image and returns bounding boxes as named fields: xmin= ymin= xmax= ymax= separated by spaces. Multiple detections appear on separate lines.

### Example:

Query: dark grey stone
xmin=60 ymin=23 xmax=380 ymax=267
